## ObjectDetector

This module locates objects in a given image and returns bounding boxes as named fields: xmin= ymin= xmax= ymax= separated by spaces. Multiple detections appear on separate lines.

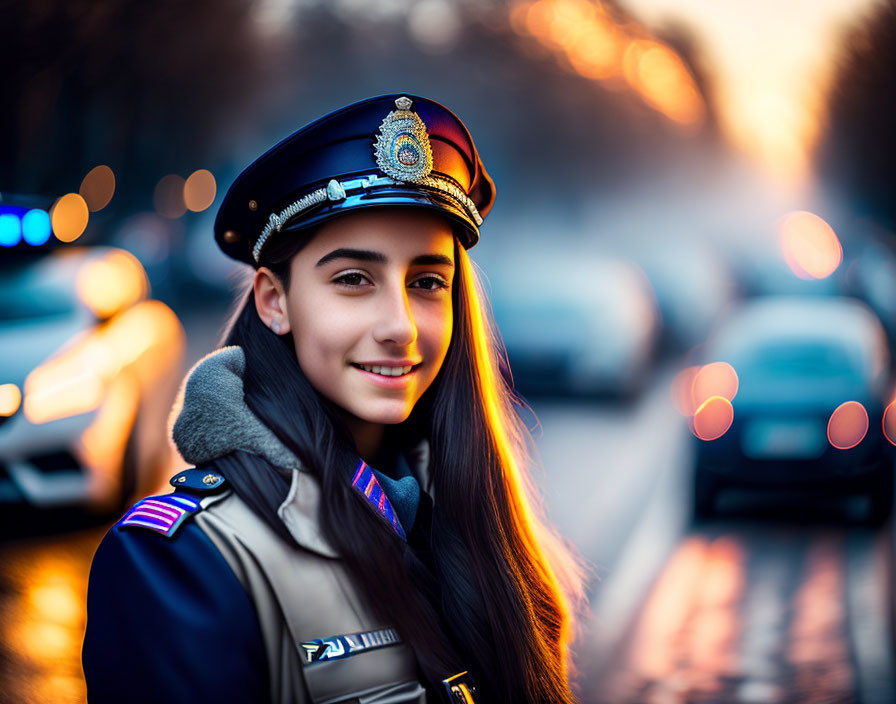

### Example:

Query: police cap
xmin=214 ymin=93 xmax=496 ymax=266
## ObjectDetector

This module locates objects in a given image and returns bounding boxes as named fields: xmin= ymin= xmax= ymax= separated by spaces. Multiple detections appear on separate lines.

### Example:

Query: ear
xmin=253 ymin=267 xmax=292 ymax=335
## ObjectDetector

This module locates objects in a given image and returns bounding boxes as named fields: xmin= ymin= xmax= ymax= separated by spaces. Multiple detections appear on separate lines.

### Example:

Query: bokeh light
xmin=779 ymin=211 xmax=842 ymax=280
xmin=183 ymin=169 xmax=217 ymax=212
xmin=51 ymin=193 xmax=90 ymax=242
xmin=154 ymin=174 xmax=187 ymax=219
xmin=827 ymin=401 xmax=868 ymax=450
xmin=79 ymin=165 xmax=116 ymax=212
xmin=510 ymin=0 xmax=704 ymax=127
xmin=884 ymin=401 xmax=896 ymax=447
xmin=22 ymin=209 xmax=52 ymax=245
xmin=692 ymin=362 xmax=739 ymax=408
xmin=0 ymin=213 xmax=22 ymax=246
xmin=76 ymin=249 xmax=149 ymax=319
xmin=633 ymin=44 xmax=704 ymax=126
xmin=0 ymin=384 xmax=22 ymax=416
xmin=693 ymin=395 xmax=734 ymax=441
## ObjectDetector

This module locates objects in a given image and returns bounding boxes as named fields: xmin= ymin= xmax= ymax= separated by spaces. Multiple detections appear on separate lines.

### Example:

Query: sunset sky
xmin=619 ymin=0 xmax=881 ymax=186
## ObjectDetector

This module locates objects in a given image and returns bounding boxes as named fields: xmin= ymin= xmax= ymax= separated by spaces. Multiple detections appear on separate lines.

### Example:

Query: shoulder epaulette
xmin=116 ymin=469 xmax=228 ymax=538
xmin=168 ymin=467 xmax=228 ymax=493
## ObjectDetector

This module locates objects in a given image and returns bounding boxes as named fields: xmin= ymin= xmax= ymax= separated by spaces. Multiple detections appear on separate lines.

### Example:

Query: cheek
xmin=418 ymin=299 xmax=454 ymax=363
xmin=288 ymin=295 xmax=356 ymax=376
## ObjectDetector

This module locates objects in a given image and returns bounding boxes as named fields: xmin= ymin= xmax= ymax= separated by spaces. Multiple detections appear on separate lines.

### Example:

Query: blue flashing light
xmin=0 ymin=213 xmax=22 ymax=247
xmin=22 ymin=209 xmax=51 ymax=245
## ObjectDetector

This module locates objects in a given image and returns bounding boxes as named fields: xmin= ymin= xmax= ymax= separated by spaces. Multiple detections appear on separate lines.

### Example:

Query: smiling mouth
xmin=351 ymin=363 xmax=420 ymax=377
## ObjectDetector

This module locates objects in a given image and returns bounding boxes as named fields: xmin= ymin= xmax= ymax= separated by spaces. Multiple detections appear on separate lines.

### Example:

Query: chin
xmin=354 ymin=402 xmax=414 ymax=426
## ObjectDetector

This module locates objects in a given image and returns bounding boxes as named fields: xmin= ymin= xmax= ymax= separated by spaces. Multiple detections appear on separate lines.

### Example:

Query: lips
xmin=350 ymin=361 xmax=422 ymax=387
xmin=354 ymin=363 xmax=414 ymax=377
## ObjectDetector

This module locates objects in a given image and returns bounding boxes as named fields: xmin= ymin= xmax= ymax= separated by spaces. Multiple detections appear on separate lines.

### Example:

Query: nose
xmin=372 ymin=279 xmax=417 ymax=347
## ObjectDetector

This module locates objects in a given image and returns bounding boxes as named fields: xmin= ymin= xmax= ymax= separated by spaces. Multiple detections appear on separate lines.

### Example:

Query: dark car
xmin=691 ymin=295 xmax=895 ymax=522
xmin=488 ymin=250 xmax=659 ymax=398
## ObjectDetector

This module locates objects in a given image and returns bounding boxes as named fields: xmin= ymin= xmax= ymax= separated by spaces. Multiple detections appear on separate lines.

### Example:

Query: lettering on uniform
xmin=299 ymin=628 xmax=401 ymax=665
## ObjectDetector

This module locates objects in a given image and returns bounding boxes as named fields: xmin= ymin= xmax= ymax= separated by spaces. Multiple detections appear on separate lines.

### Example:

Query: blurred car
xmin=637 ymin=240 xmax=734 ymax=354
xmin=0 ymin=246 xmax=185 ymax=515
xmin=691 ymin=295 xmax=895 ymax=522
xmin=487 ymin=251 xmax=659 ymax=398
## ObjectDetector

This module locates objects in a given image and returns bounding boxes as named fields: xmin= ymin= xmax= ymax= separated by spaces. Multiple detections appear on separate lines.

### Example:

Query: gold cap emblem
xmin=373 ymin=96 xmax=433 ymax=184
xmin=203 ymin=473 xmax=219 ymax=485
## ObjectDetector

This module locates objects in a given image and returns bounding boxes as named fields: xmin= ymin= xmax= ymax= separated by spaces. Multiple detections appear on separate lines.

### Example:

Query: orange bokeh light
xmin=883 ymin=401 xmax=896 ymax=447
xmin=75 ymin=249 xmax=149 ymax=319
xmin=511 ymin=0 xmax=702 ymax=125
xmin=693 ymin=396 xmax=734 ymax=441
xmin=0 ymin=383 xmax=22 ymax=416
xmin=779 ymin=211 xmax=842 ymax=280
xmin=827 ymin=401 xmax=868 ymax=450
xmin=51 ymin=193 xmax=89 ymax=243
xmin=692 ymin=361 xmax=739 ymax=408
xmin=79 ymin=165 xmax=116 ymax=212
xmin=636 ymin=45 xmax=705 ymax=126
xmin=184 ymin=169 xmax=217 ymax=212
xmin=154 ymin=174 xmax=187 ymax=219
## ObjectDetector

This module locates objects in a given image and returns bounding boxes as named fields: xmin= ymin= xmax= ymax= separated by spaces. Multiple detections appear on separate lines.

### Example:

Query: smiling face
xmin=254 ymin=208 xmax=456 ymax=455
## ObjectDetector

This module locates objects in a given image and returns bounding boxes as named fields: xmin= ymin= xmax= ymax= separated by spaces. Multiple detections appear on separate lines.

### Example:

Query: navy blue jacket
xmin=82 ymin=519 xmax=270 ymax=703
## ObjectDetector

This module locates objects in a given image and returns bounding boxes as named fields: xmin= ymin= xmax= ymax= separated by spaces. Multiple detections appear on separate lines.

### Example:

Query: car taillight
xmin=827 ymin=401 xmax=868 ymax=450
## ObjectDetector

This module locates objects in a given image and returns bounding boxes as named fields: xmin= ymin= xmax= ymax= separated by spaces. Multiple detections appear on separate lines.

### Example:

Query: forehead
xmin=299 ymin=208 xmax=456 ymax=261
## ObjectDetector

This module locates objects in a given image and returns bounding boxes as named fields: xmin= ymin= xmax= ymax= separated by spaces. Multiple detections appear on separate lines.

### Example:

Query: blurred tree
xmin=818 ymin=0 xmax=896 ymax=231
xmin=1 ymin=0 xmax=262 ymax=212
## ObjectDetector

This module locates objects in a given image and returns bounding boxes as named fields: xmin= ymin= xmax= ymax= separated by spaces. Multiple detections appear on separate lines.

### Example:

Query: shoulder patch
xmin=169 ymin=467 xmax=227 ymax=493
xmin=116 ymin=493 xmax=202 ymax=538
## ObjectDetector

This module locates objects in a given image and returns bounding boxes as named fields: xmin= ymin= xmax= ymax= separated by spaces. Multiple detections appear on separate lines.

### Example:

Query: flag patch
xmin=351 ymin=460 xmax=407 ymax=540
xmin=116 ymin=493 xmax=202 ymax=538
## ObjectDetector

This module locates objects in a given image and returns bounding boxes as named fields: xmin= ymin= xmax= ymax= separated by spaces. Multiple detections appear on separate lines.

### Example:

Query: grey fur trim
xmin=171 ymin=346 xmax=304 ymax=473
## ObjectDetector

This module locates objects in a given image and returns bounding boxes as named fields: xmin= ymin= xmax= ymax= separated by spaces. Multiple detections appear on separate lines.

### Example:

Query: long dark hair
xmin=215 ymin=223 xmax=584 ymax=702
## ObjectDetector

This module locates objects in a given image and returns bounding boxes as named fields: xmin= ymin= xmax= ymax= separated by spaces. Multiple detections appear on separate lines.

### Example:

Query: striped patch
xmin=351 ymin=459 xmax=407 ymax=540
xmin=116 ymin=493 xmax=202 ymax=538
xmin=300 ymin=627 xmax=401 ymax=665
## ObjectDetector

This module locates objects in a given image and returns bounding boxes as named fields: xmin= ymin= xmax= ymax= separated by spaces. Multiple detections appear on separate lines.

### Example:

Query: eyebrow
xmin=315 ymin=248 xmax=454 ymax=268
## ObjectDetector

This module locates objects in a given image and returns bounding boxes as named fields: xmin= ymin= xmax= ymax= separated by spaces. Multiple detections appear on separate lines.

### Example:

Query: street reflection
xmin=608 ymin=535 xmax=745 ymax=703
xmin=599 ymin=529 xmax=859 ymax=704
xmin=788 ymin=537 xmax=853 ymax=702
xmin=0 ymin=528 xmax=105 ymax=704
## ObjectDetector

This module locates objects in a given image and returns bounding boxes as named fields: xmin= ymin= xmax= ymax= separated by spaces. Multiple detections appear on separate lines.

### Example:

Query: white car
xmin=0 ymin=246 xmax=185 ymax=514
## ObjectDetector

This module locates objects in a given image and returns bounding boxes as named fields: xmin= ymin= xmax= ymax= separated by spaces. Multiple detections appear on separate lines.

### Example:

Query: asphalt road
xmin=531 ymin=369 xmax=896 ymax=704
xmin=0 ymin=361 xmax=894 ymax=703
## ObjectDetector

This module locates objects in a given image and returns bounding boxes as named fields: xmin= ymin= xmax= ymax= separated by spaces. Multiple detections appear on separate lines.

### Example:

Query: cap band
xmin=252 ymin=173 xmax=483 ymax=263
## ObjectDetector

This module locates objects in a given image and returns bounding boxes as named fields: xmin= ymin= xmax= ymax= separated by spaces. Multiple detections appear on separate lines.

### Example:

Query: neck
xmin=343 ymin=415 xmax=386 ymax=464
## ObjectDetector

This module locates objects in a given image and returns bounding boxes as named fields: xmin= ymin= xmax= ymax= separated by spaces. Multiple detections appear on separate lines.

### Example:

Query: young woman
xmin=83 ymin=94 xmax=584 ymax=703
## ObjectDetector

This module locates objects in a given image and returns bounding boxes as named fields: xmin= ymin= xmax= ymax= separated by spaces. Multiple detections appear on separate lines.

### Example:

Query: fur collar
xmin=170 ymin=346 xmax=431 ymax=557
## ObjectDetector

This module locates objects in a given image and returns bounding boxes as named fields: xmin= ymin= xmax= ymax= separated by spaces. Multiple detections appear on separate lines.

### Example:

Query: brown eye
xmin=411 ymin=275 xmax=449 ymax=291
xmin=333 ymin=272 xmax=369 ymax=287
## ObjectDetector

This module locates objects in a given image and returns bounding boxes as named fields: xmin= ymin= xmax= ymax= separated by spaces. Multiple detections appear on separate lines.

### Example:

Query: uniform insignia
xmin=169 ymin=467 xmax=227 ymax=493
xmin=116 ymin=493 xmax=202 ymax=538
xmin=442 ymin=671 xmax=478 ymax=703
xmin=300 ymin=627 xmax=401 ymax=665
xmin=373 ymin=96 xmax=434 ymax=184
xmin=351 ymin=460 xmax=407 ymax=540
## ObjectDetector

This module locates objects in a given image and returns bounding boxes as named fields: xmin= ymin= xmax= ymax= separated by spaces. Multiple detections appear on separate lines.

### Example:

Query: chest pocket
xmin=299 ymin=635 xmax=425 ymax=704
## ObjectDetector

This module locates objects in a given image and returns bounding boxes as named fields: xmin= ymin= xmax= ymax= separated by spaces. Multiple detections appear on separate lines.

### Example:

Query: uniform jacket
xmin=82 ymin=346 xmax=442 ymax=704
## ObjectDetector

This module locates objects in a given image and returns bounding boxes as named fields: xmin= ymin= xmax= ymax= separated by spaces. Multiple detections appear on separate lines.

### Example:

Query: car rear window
xmin=740 ymin=342 xmax=862 ymax=381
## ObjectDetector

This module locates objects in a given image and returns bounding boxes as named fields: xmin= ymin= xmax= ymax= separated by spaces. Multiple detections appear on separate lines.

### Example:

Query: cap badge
xmin=373 ymin=96 xmax=433 ymax=184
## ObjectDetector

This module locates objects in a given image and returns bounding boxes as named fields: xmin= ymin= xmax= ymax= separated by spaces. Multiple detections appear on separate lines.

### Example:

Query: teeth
xmin=358 ymin=364 xmax=413 ymax=376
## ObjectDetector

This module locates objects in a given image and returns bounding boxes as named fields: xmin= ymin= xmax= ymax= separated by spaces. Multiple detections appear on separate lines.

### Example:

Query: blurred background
xmin=2 ymin=0 xmax=896 ymax=702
